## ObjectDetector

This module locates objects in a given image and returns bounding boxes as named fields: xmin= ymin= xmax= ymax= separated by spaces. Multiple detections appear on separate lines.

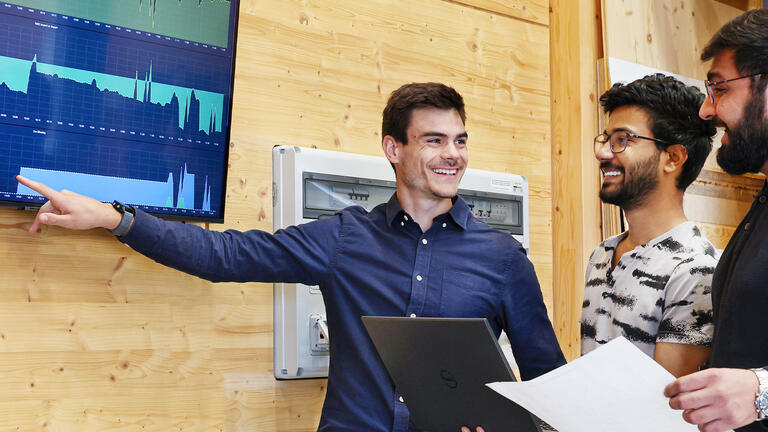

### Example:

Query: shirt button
xmin=400 ymin=221 xmax=405 ymax=226
xmin=416 ymin=275 xmax=422 ymax=281
xmin=442 ymin=223 xmax=447 ymax=228
xmin=399 ymin=396 xmax=405 ymax=403
xmin=760 ymin=196 xmax=767 ymax=204
xmin=404 ymin=215 xmax=409 ymax=221
xmin=422 ymin=239 xmax=428 ymax=245
xmin=745 ymin=222 xmax=751 ymax=231
xmin=410 ymin=313 xmax=416 ymax=318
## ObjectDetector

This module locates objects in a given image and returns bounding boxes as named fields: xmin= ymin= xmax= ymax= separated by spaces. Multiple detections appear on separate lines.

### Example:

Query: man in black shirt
xmin=664 ymin=9 xmax=768 ymax=432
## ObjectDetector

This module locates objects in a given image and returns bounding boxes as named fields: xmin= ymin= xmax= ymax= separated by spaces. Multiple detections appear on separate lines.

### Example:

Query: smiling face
xmin=699 ymin=50 xmax=768 ymax=175
xmin=595 ymin=105 xmax=663 ymax=211
xmin=383 ymin=107 xmax=468 ymax=206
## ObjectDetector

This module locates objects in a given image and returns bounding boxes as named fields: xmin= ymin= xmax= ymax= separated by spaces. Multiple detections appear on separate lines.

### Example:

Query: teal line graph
xmin=7 ymin=0 xmax=232 ymax=47
xmin=0 ymin=54 xmax=224 ymax=134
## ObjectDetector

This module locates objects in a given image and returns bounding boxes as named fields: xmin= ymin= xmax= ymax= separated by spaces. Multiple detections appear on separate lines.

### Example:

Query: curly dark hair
xmin=599 ymin=73 xmax=717 ymax=190
xmin=382 ymin=83 xmax=465 ymax=144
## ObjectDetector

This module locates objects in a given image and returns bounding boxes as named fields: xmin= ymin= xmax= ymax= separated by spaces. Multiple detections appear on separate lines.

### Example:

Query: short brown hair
xmin=381 ymin=83 xmax=466 ymax=144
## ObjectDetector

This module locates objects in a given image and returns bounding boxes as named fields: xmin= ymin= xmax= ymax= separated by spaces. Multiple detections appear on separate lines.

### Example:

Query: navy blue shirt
xmin=122 ymin=195 xmax=565 ymax=432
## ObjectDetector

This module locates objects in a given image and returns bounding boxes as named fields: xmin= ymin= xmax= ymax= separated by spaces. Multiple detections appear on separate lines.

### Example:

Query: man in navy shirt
xmin=18 ymin=82 xmax=566 ymax=431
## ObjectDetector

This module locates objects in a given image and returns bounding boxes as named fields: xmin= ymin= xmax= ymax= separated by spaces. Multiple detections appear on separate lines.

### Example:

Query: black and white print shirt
xmin=580 ymin=221 xmax=718 ymax=358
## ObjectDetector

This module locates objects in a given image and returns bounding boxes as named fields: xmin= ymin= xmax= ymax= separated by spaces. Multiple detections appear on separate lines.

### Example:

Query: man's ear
xmin=382 ymin=135 xmax=401 ymax=164
xmin=663 ymin=144 xmax=688 ymax=174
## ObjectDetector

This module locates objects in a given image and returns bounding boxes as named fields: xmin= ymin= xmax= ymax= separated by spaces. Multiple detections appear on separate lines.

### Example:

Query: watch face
xmin=757 ymin=392 xmax=768 ymax=414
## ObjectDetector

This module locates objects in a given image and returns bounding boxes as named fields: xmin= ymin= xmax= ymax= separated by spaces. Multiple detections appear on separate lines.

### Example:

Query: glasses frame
xmin=704 ymin=72 xmax=767 ymax=104
xmin=593 ymin=131 xmax=671 ymax=154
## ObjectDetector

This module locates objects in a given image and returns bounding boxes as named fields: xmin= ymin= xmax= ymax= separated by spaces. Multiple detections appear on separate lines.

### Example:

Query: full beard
xmin=599 ymin=153 xmax=660 ymax=211
xmin=716 ymin=81 xmax=768 ymax=175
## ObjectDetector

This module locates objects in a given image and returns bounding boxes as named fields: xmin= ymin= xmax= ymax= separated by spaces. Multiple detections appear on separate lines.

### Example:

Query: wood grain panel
xmin=550 ymin=0 xmax=604 ymax=359
xmin=697 ymin=221 xmax=738 ymax=250
xmin=447 ymin=0 xmax=549 ymax=25
xmin=602 ymin=0 xmax=744 ymax=79
xmin=0 ymin=0 xmax=553 ymax=430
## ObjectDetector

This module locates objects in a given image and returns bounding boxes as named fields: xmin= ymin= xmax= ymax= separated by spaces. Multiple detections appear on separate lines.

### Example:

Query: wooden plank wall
xmin=550 ymin=0 xmax=604 ymax=360
xmin=0 ymin=0 xmax=552 ymax=430
xmin=601 ymin=0 xmax=763 ymax=250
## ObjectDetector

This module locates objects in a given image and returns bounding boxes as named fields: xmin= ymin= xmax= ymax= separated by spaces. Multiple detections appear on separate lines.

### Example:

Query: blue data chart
xmin=0 ymin=1 xmax=239 ymax=221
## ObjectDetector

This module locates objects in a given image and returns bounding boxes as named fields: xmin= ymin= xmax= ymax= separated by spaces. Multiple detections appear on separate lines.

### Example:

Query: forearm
xmin=120 ymin=209 xmax=334 ymax=284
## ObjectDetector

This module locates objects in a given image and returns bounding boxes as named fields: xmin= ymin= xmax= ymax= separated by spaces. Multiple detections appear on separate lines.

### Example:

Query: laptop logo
xmin=439 ymin=369 xmax=458 ymax=389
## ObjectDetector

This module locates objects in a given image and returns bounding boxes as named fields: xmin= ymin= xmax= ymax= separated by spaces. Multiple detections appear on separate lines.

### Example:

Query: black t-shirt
xmin=710 ymin=182 xmax=768 ymax=432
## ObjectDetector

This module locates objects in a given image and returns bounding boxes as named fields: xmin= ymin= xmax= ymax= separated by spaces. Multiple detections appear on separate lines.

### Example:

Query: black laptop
xmin=362 ymin=316 xmax=554 ymax=432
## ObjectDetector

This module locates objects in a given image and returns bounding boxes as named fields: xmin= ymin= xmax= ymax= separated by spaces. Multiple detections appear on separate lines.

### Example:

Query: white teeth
xmin=433 ymin=168 xmax=457 ymax=175
xmin=603 ymin=170 xmax=622 ymax=177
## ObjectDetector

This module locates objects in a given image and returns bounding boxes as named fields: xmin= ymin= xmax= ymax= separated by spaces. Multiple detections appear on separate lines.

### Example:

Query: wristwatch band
xmin=752 ymin=368 xmax=768 ymax=420
xmin=108 ymin=201 xmax=135 ymax=237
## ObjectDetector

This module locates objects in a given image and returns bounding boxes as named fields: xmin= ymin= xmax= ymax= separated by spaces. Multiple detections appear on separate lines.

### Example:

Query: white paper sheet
xmin=487 ymin=337 xmax=732 ymax=432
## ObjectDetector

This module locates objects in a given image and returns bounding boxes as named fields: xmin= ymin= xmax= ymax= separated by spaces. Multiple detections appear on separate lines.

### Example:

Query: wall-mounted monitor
xmin=0 ymin=0 xmax=240 ymax=222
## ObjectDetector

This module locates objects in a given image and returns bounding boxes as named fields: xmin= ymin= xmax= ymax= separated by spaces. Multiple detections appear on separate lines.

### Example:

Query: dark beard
xmin=716 ymin=81 xmax=768 ymax=175
xmin=599 ymin=152 xmax=660 ymax=211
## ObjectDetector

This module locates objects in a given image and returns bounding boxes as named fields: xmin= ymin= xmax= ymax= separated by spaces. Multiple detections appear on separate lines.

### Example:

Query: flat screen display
xmin=0 ymin=0 xmax=240 ymax=221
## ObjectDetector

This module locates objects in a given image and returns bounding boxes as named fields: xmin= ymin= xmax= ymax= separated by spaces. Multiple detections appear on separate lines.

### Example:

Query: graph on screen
xmin=0 ymin=1 xmax=239 ymax=220
xmin=0 ymin=54 xmax=224 ymax=138
xmin=8 ymin=0 xmax=232 ymax=47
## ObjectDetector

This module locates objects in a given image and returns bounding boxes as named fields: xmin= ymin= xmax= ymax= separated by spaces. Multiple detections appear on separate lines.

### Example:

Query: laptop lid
xmin=362 ymin=316 xmax=542 ymax=432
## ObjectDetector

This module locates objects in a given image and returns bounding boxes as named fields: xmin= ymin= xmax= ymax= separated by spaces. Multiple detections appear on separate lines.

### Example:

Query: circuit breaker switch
xmin=310 ymin=314 xmax=330 ymax=355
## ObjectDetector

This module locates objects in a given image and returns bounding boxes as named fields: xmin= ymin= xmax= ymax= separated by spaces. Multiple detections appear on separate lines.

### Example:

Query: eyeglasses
xmin=593 ymin=131 xmax=671 ymax=154
xmin=704 ymin=72 xmax=767 ymax=104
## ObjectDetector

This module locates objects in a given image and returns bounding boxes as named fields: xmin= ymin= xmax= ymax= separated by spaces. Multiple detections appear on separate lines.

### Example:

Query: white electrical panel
xmin=272 ymin=146 xmax=529 ymax=379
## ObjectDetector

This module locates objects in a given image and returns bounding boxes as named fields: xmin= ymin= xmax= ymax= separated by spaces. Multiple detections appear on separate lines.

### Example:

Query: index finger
xmin=16 ymin=175 xmax=63 ymax=202
xmin=664 ymin=370 xmax=710 ymax=397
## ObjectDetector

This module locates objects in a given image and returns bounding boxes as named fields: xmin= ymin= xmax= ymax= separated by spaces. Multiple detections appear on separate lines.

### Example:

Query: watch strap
xmin=108 ymin=201 xmax=135 ymax=237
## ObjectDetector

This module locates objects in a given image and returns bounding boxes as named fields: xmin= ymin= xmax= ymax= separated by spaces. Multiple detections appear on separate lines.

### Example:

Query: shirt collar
xmin=384 ymin=193 xmax=471 ymax=230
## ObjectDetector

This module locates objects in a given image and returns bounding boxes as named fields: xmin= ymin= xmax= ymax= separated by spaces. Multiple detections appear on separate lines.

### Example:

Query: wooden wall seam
xmin=442 ymin=0 xmax=550 ymax=26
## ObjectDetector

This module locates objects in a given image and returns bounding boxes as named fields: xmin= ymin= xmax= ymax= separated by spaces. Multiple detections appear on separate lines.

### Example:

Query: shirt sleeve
xmin=656 ymin=255 xmax=716 ymax=346
xmin=499 ymin=243 xmax=567 ymax=380
xmin=120 ymin=209 xmax=340 ymax=285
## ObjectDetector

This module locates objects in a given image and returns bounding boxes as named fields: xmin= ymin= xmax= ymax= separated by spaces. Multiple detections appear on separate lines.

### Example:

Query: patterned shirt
xmin=581 ymin=221 xmax=718 ymax=358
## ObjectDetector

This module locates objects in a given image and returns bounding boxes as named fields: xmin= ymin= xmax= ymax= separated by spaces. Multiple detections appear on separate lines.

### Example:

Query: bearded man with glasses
xmin=580 ymin=73 xmax=718 ymax=378
xmin=664 ymin=9 xmax=768 ymax=432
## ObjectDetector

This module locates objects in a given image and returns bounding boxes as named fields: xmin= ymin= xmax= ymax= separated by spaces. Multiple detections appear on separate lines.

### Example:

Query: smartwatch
xmin=108 ymin=200 xmax=135 ymax=237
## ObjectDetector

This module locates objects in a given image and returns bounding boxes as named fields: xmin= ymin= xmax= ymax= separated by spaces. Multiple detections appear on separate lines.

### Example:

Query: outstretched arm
xmin=16 ymin=175 xmax=339 ymax=285
xmin=16 ymin=175 xmax=122 ymax=233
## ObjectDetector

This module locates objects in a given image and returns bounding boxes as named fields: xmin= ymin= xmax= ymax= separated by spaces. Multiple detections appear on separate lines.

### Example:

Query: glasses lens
xmin=704 ymin=81 xmax=715 ymax=104
xmin=594 ymin=134 xmax=609 ymax=153
xmin=610 ymin=132 xmax=629 ymax=153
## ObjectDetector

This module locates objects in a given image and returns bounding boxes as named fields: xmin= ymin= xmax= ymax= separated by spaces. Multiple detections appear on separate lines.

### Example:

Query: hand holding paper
xmin=487 ymin=337 xmax=733 ymax=432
